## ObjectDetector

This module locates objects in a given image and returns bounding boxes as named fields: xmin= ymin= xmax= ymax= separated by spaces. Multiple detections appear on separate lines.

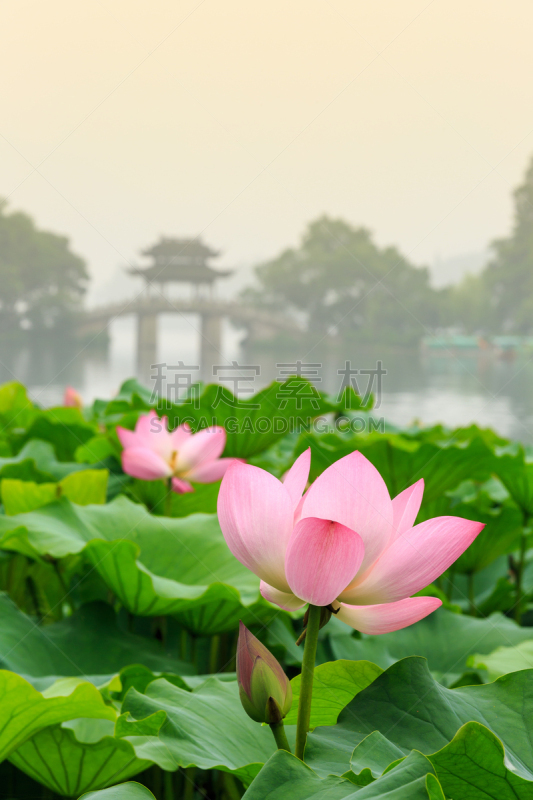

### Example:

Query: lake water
xmin=2 ymin=313 xmax=533 ymax=444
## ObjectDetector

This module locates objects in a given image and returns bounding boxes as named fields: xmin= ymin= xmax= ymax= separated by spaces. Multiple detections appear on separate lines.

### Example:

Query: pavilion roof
xmin=141 ymin=236 xmax=220 ymax=261
xmin=128 ymin=262 xmax=232 ymax=283
xmin=130 ymin=235 xmax=231 ymax=283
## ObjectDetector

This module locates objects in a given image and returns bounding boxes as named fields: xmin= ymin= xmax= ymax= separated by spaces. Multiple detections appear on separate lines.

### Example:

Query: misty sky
xmin=2 ymin=0 xmax=533 ymax=291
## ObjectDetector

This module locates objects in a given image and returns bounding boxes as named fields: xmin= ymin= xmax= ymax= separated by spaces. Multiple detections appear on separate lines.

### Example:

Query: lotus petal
xmin=282 ymin=448 xmax=311 ymax=509
xmin=176 ymin=427 xmax=226 ymax=471
xmin=260 ymin=581 xmax=306 ymax=611
xmin=122 ymin=447 xmax=172 ymax=481
xmin=391 ymin=479 xmax=424 ymax=543
xmin=218 ymin=463 xmax=293 ymax=592
xmin=285 ymin=517 xmax=365 ymax=607
xmin=171 ymin=477 xmax=194 ymax=493
xmin=339 ymin=516 xmax=484 ymax=604
xmin=186 ymin=458 xmax=236 ymax=484
xmin=301 ymin=451 xmax=393 ymax=573
xmin=336 ymin=596 xmax=442 ymax=634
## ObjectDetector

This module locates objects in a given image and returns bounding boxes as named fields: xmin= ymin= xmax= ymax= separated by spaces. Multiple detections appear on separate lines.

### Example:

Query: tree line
xmin=1 ymin=155 xmax=532 ymax=346
xmin=0 ymin=200 xmax=87 ymax=341
xmin=243 ymin=156 xmax=533 ymax=344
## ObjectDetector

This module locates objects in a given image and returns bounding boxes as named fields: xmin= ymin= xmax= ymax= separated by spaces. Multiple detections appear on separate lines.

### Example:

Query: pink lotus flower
xmin=117 ymin=409 xmax=236 ymax=493
xmin=218 ymin=450 xmax=484 ymax=634
xmin=64 ymin=386 xmax=83 ymax=409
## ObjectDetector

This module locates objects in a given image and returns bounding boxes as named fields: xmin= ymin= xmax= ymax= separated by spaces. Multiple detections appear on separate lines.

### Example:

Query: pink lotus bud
xmin=64 ymin=387 xmax=83 ymax=409
xmin=236 ymin=621 xmax=292 ymax=724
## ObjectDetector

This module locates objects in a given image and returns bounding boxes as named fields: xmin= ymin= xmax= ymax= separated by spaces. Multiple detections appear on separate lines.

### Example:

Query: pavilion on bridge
xmin=128 ymin=236 xmax=232 ymax=299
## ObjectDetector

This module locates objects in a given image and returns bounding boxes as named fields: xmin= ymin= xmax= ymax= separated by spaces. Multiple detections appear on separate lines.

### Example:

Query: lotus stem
xmin=179 ymin=627 xmax=186 ymax=660
xmin=222 ymin=772 xmax=243 ymax=800
xmin=164 ymin=477 xmax=173 ymax=517
xmin=269 ymin=720 xmax=291 ymax=752
xmin=294 ymin=603 xmax=321 ymax=761
xmin=151 ymin=765 xmax=162 ymax=799
xmin=182 ymin=766 xmax=197 ymax=800
xmin=26 ymin=576 xmax=44 ymax=624
xmin=51 ymin=558 xmax=73 ymax=613
xmin=164 ymin=768 xmax=174 ymax=800
xmin=515 ymin=514 xmax=530 ymax=622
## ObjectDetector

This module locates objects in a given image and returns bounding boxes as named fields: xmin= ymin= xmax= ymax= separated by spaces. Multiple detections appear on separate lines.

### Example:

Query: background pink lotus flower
xmin=64 ymin=386 xmax=83 ymax=409
xmin=218 ymin=449 xmax=484 ymax=634
xmin=117 ymin=409 xmax=236 ymax=493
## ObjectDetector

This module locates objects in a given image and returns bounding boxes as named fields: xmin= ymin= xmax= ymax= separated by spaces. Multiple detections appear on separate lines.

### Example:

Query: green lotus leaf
xmin=0 ymin=496 xmax=273 ymax=634
xmin=284 ymin=660 xmax=383 ymax=727
xmin=58 ymin=470 xmax=109 ymax=505
xmin=413 ymin=423 xmax=509 ymax=450
xmin=1 ymin=479 xmax=58 ymax=513
xmin=0 ymin=671 xmax=115 ymax=762
xmin=176 ymin=379 xmax=338 ymax=458
xmin=452 ymin=503 xmax=523 ymax=574
xmin=0 ymin=549 xmax=70 ymax=622
xmin=424 ymin=773 xmax=446 ymax=800
xmin=0 ymin=381 xmax=37 ymax=433
xmin=349 ymin=731 xmax=405 ymax=783
xmin=297 ymin=431 xmax=494 ymax=502
xmin=492 ymin=448 xmax=533 ymax=516
xmin=0 ymin=594 xmax=194 ymax=683
xmin=14 ymin=406 xmax=96 ymax=461
xmin=0 ymin=440 xmax=94 ymax=483
xmin=111 ymin=665 xmax=191 ymax=701
xmin=9 ymin=718 xmax=153 ymax=797
xmin=469 ymin=639 xmax=533 ymax=680
xmin=76 ymin=435 xmax=118 ymax=465
xmin=115 ymin=710 xmax=166 ymax=738
xmin=428 ymin=721 xmax=533 ymax=799
xmin=248 ymin=431 xmax=301 ymax=477
xmin=2 ymin=469 xmax=108 ymax=514
xmin=121 ymin=677 xmax=278 ymax=784
xmin=243 ymin=749 xmax=444 ymax=799
xmin=103 ymin=379 xmax=154 ymax=410
xmin=329 ymin=607 xmax=533 ymax=685
xmin=306 ymin=656 xmax=533 ymax=781
xmin=125 ymin=476 xmax=219 ymax=517
xmin=79 ymin=781 xmax=156 ymax=800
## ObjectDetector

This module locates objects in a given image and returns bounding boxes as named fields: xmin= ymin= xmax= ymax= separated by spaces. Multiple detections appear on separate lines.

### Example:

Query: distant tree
xmin=445 ymin=272 xmax=492 ymax=334
xmin=242 ymin=215 xmax=441 ymax=345
xmin=481 ymin=157 xmax=533 ymax=333
xmin=0 ymin=200 xmax=88 ymax=334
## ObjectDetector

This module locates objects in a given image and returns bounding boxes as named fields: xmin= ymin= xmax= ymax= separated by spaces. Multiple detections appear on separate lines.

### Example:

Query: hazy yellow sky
xmin=1 ymin=0 xmax=533 ymax=288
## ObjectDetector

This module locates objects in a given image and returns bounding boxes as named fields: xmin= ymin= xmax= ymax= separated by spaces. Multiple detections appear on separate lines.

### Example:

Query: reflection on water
xmin=1 ymin=314 xmax=533 ymax=443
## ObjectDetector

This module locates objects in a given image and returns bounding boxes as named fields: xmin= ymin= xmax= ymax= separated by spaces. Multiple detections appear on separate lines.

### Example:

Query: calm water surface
xmin=2 ymin=314 xmax=532 ymax=443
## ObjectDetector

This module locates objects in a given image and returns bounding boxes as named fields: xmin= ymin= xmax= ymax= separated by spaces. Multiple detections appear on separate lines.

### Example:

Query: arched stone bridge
xmin=77 ymin=297 xmax=302 ymax=380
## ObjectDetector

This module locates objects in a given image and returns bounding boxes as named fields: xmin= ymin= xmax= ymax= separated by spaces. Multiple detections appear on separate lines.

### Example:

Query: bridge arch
xmin=77 ymin=298 xmax=301 ymax=381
